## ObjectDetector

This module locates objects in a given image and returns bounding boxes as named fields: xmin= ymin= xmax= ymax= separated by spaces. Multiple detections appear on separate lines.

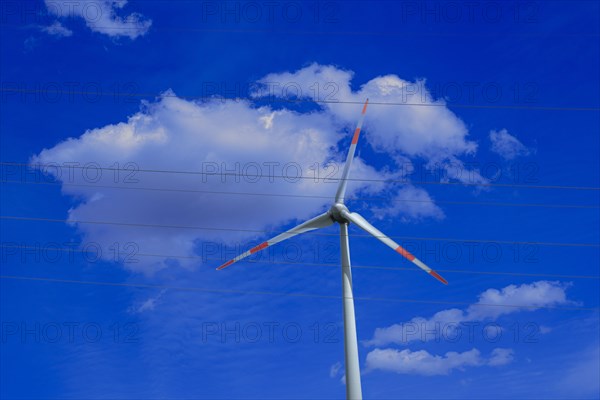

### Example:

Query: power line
xmin=137 ymin=27 xmax=600 ymax=40
xmin=1 ymin=244 xmax=598 ymax=280
xmin=2 ymin=215 xmax=599 ymax=248
xmin=1 ymin=275 xmax=597 ymax=312
xmin=1 ymin=88 xmax=599 ymax=112
xmin=3 ymin=161 xmax=599 ymax=191
xmin=2 ymin=22 xmax=599 ymax=40
xmin=2 ymin=179 xmax=598 ymax=210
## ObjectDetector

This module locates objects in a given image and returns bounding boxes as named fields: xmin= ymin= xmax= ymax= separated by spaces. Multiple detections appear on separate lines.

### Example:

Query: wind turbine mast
xmin=340 ymin=220 xmax=362 ymax=399
xmin=217 ymin=99 xmax=447 ymax=400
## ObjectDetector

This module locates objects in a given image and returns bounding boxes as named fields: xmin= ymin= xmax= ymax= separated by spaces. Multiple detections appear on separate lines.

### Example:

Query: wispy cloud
xmin=44 ymin=0 xmax=151 ymax=39
xmin=40 ymin=21 xmax=73 ymax=37
xmin=366 ymin=281 xmax=574 ymax=346
xmin=365 ymin=347 xmax=514 ymax=376
xmin=556 ymin=343 xmax=600 ymax=397
xmin=329 ymin=361 xmax=342 ymax=378
xmin=489 ymin=129 xmax=531 ymax=160
xmin=364 ymin=280 xmax=568 ymax=379
xmin=128 ymin=289 xmax=167 ymax=313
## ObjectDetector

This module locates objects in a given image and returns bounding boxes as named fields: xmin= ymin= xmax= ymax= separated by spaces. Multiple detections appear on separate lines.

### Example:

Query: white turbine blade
xmin=335 ymin=99 xmax=369 ymax=204
xmin=341 ymin=211 xmax=448 ymax=285
xmin=217 ymin=212 xmax=334 ymax=270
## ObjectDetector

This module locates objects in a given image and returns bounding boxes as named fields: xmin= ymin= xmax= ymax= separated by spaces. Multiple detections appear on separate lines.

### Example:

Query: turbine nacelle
xmin=329 ymin=202 xmax=351 ymax=224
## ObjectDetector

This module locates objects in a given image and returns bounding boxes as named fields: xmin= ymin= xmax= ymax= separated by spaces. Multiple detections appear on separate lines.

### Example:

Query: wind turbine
xmin=217 ymin=99 xmax=448 ymax=400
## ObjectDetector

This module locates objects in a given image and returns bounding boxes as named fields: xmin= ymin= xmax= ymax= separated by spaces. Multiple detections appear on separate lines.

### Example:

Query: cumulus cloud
xmin=255 ymin=64 xmax=480 ymax=164
xmin=467 ymin=280 xmax=573 ymax=320
xmin=32 ymin=65 xmax=505 ymax=274
xmin=366 ymin=281 xmax=573 ymax=346
xmin=365 ymin=347 xmax=513 ymax=376
xmin=489 ymin=129 xmax=531 ymax=160
xmin=40 ymin=21 xmax=73 ymax=37
xmin=254 ymin=63 xmax=494 ymax=211
xmin=44 ymin=0 xmax=151 ymax=39
xmin=32 ymin=92 xmax=392 ymax=273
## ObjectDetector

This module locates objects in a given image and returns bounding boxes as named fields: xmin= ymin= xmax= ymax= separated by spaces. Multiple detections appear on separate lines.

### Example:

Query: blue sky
xmin=1 ymin=0 xmax=599 ymax=399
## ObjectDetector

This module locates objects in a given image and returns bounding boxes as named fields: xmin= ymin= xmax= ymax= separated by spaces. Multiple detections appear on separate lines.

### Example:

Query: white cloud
xmin=32 ymin=92 xmax=391 ymax=273
xmin=366 ymin=281 xmax=573 ymax=346
xmin=467 ymin=280 xmax=573 ymax=321
xmin=329 ymin=361 xmax=342 ymax=378
xmin=41 ymin=21 xmax=73 ymax=37
xmin=254 ymin=63 xmax=493 ymax=214
xmin=44 ymin=0 xmax=151 ymax=39
xmin=129 ymin=289 xmax=166 ymax=313
xmin=255 ymin=64 xmax=480 ymax=163
xmin=489 ymin=129 xmax=531 ymax=160
xmin=372 ymin=185 xmax=445 ymax=222
xmin=487 ymin=348 xmax=514 ymax=366
xmin=365 ymin=347 xmax=513 ymax=376
xmin=33 ymin=65 xmax=507 ymax=273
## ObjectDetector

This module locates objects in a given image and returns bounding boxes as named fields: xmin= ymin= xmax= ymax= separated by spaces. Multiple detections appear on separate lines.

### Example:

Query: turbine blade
xmin=217 ymin=212 xmax=334 ymax=270
xmin=341 ymin=211 xmax=448 ymax=285
xmin=335 ymin=99 xmax=369 ymax=204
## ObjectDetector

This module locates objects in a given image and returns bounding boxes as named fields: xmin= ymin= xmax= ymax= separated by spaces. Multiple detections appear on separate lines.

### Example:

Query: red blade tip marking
xmin=216 ymin=260 xmax=234 ymax=270
xmin=250 ymin=241 xmax=268 ymax=254
xmin=362 ymin=99 xmax=369 ymax=114
xmin=351 ymin=128 xmax=361 ymax=144
xmin=395 ymin=246 xmax=415 ymax=261
xmin=430 ymin=270 xmax=448 ymax=285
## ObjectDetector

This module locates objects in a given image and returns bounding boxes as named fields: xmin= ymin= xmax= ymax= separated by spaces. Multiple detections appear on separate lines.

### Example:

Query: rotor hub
xmin=329 ymin=203 xmax=350 ymax=224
